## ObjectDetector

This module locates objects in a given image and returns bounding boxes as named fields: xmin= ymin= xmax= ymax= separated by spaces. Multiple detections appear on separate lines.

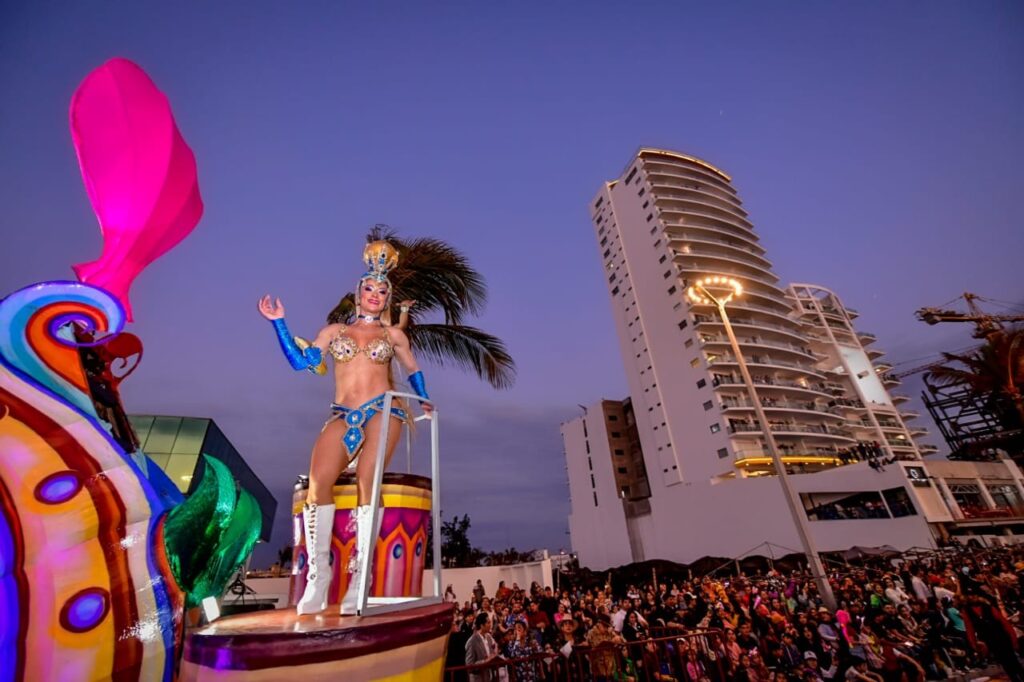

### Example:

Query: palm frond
xmin=364 ymin=227 xmax=487 ymax=325
xmin=408 ymin=324 xmax=516 ymax=390
xmin=326 ymin=293 xmax=356 ymax=324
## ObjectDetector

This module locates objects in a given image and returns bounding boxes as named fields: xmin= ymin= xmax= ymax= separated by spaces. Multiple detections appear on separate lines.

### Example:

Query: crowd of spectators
xmin=446 ymin=545 xmax=1024 ymax=682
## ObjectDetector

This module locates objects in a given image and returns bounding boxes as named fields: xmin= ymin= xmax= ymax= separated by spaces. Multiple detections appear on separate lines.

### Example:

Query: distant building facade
xmin=130 ymin=415 xmax=276 ymax=543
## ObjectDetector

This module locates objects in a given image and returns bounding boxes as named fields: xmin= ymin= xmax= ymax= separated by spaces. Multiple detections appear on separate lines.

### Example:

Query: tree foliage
xmin=928 ymin=325 xmax=1024 ymax=429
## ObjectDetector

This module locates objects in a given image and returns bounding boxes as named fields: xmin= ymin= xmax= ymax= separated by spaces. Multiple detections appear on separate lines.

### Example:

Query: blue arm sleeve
xmin=271 ymin=319 xmax=323 ymax=372
xmin=408 ymin=370 xmax=430 ymax=401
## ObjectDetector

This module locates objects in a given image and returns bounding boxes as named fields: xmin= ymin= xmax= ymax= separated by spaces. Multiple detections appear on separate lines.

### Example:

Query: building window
xmin=603 ymin=248 xmax=611 ymax=258
xmin=653 ymin=239 xmax=661 ymax=248
xmin=590 ymin=474 xmax=595 ymax=487
xmin=611 ymin=431 xmax=621 ymax=438
xmin=685 ymin=339 xmax=693 ymax=348
xmin=697 ymin=379 xmax=706 ymax=388
xmin=617 ymin=467 xmax=628 ymax=474
xmin=703 ymin=400 xmax=714 ymax=411
xmin=673 ymin=302 xmax=682 ymax=310
xmin=611 ymin=286 xmax=620 ymax=296
xmin=709 ymin=423 xmax=721 ymax=433
xmin=625 ymin=167 xmax=638 ymax=184
xmin=594 ymin=196 xmax=604 ymax=209
xmin=608 ymin=273 xmax=616 ymax=283
xmin=664 ymin=270 xmax=672 ymax=279
xmin=642 ymin=200 xmax=649 ymax=209
xmin=608 ymin=415 xmax=618 ymax=421
xmin=614 ymin=449 xmax=625 ymax=455
xmin=690 ymin=358 xmax=700 ymax=368
xmin=668 ymin=286 xmax=677 ymax=295
xmin=593 ymin=492 xmax=599 ymax=507
xmin=659 ymin=255 xmax=667 ymax=263
xmin=650 ymin=225 xmax=657 ymax=235
xmin=646 ymin=213 xmax=653 ymax=222
xmin=717 ymin=448 xmax=728 ymax=459
xmin=678 ymin=320 xmax=688 ymax=330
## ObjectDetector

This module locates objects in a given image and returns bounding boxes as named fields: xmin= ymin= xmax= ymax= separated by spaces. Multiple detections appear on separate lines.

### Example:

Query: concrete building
xmin=563 ymin=148 xmax=970 ymax=569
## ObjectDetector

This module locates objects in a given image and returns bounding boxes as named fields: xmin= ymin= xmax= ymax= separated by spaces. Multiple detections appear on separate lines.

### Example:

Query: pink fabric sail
xmin=70 ymin=58 xmax=203 ymax=321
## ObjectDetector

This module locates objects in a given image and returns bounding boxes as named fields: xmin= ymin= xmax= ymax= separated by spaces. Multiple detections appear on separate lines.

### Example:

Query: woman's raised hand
xmin=258 ymin=295 xmax=285 ymax=320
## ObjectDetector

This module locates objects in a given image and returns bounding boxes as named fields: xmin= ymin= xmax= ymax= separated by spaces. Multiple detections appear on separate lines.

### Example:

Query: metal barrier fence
xmin=445 ymin=630 xmax=725 ymax=682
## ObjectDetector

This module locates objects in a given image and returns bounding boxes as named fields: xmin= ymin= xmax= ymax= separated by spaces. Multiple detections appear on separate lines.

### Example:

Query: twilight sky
xmin=1 ymin=2 xmax=1022 ymax=565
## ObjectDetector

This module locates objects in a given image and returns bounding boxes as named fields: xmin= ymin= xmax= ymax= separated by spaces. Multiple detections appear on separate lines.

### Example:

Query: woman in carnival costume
xmin=258 ymin=240 xmax=431 ymax=615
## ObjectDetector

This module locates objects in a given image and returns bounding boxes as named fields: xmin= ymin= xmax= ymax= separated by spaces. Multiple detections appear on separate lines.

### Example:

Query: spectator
xmin=585 ymin=613 xmax=626 ymax=682
xmin=503 ymin=620 xmax=540 ymax=682
xmin=465 ymin=613 xmax=499 ymax=682
xmin=844 ymin=656 xmax=882 ymax=682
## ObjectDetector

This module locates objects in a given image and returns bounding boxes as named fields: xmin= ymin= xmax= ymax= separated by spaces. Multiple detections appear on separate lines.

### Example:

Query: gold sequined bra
xmin=327 ymin=326 xmax=395 ymax=364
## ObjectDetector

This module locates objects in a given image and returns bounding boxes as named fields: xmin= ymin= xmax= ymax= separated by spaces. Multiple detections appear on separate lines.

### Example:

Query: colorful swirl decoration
xmin=0 ymin=281 xmax=181 ymax=682
xmin=0 ymin=281 xmax=262 ymax=682
xmin=0 ymin=57 xmax=260 ymax=682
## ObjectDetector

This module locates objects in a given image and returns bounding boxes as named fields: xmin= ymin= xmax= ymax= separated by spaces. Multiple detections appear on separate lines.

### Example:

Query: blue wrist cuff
xmin=271 ymin=318 xmax=322 ymax=372
xmin=408 ymin=371 xmax=430 ymax=401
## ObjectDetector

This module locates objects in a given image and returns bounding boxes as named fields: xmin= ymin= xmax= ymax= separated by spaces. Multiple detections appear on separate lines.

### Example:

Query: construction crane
xmin=916 ymin=292 xmax=1024 ymax=339
xmin=885 ymin=293 xmax=1023 ymax=380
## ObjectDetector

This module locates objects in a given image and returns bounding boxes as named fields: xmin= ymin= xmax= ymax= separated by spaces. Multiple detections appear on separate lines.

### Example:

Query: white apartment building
xmin=563 ymin=148 xmax=1019 ymax=569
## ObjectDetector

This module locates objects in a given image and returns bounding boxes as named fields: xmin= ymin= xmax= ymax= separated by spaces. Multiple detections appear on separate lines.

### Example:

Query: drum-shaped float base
xmin=180 ymin=603 xmax=454 ymax=681
xmin=289 ymin=473 xmax=431 ymax=605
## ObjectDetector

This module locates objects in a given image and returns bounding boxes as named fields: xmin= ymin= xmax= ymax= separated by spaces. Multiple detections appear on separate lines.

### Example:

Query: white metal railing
xmin=352 ymin=390 xmax=441 ymax=617
xmin=700 ymin=334 xmax=815 ymax=357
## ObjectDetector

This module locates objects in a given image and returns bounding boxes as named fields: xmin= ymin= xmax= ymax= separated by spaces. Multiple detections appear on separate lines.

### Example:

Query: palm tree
xmin=927 ymin=325 xmax=1024 ymax=429
xmin=327 ymin=225 xmax=515 ymax=389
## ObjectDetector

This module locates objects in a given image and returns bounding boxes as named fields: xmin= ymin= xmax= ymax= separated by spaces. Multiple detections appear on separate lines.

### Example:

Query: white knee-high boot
xmin=340 ymin=505 xmax=373 ymax=615
xmin=296 ymin=502 xmax=335 ymax=615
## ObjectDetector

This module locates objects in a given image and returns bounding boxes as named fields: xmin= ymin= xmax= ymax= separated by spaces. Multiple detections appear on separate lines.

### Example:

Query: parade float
xmin=0 ymin=58 xmax=452 ymax=682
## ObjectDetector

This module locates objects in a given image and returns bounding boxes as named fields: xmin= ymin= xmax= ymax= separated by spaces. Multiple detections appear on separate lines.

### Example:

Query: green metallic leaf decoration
xmin=162 ymin=454 xmax=237 ymax=607
xmin=188 ymin=488 xmax=263 ymax=606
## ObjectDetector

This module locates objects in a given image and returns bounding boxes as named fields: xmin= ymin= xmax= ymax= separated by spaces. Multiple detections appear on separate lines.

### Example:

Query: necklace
xmin=357 ymin=314 xmax=380 ymax=324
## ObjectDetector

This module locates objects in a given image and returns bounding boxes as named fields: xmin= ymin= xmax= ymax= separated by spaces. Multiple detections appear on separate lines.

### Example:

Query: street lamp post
xmin=688 ymin=277 xmax=837 ymax=610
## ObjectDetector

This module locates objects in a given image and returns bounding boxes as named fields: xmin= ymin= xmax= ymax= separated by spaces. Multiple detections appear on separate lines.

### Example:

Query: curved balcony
xmin=712 ymin=376 xmax=837 ymax=400
xmin=890 ymin=393 xmax=911 ymax=404
xmin=642 ymin=163 xmax=738 ymax=199
xmin=831 ymin=397 xmax=867 ymax=411
xmin=667 ymin=234 xmax=771 ymax=266
xmin=708 ymin=354 xmax=826 ymax=379
xmin=700 ymin=334 xmax=817 ymax=361
xmin=733 ymin=454 xmax=843 ymax=471
xmin=676 ymin=250 xmax=779 ymax=282
xmin=648 ymin=179 xmax=749 ymax=220
xmin=663 ymin=220 xmax=764 ymax=252
xmin=658 ymin=207 xmax=755 ymax=237
xmin=728 ymin=422 xmax=856 ymax=443
xmin=676 ymin=264 xmax=789 ymax=299
xmin=691 ymin=301 xmax=803 ymax=329
xmin=721 ymin=398 xmax=847 ymax=422
xmin=653 ymin=191 xmax=753 ymax=228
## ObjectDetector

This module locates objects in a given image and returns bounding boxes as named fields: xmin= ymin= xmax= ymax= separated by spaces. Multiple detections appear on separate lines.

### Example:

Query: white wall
xmin=574 ymin=461 xmax=939 ymax=570
xmin=243 ymin=560 xmax=554 ymax=610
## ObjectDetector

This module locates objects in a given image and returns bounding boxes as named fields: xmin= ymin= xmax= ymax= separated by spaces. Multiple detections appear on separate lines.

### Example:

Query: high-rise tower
xmin=564 ymin=148 xmax=951 ymax=568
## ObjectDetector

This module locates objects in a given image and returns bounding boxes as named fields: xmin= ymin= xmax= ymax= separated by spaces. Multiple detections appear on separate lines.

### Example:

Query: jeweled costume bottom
xmin=325 ymin=393 xmax=408 ymax=459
